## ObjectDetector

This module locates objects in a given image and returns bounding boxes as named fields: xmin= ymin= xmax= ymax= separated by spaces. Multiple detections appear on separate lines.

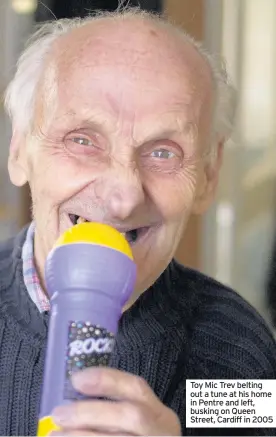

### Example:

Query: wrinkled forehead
xmin=40 ymin=19 xmax=213 ymax=132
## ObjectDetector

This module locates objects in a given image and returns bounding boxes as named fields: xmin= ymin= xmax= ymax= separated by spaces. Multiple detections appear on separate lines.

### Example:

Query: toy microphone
xmin=37 ymin=222 xmax=136 ymax=436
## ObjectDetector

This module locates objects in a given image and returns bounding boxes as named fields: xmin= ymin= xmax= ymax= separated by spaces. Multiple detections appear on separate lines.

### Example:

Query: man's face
xmin=9 ymin=20 xmax=217 ymax=297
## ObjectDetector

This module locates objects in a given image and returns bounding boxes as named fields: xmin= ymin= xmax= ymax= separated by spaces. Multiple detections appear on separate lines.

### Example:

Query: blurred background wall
xmin=0 ymin=0 xmax=276 ymax=332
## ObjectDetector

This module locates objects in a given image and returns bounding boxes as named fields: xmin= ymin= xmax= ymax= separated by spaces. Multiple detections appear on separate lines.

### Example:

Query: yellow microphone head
xmin=54 ymin=222 xmax=133 ymax=260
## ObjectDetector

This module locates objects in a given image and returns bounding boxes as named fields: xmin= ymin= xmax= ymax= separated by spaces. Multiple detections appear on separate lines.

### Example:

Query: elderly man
xmin=1 ymin=7 xmax=276 ymax=437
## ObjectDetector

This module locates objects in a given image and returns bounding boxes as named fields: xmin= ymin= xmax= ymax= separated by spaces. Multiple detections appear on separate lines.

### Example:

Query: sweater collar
xmin=0 ymin=225 xmax=50 ymax=343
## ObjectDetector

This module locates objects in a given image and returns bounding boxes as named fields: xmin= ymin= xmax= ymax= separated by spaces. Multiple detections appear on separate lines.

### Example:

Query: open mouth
xmin=69 ymin=214 xmax=149 ymax=245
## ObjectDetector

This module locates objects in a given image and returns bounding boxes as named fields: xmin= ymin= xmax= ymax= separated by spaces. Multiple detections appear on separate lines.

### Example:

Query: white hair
xmin=4 ymin=7 xmax=236 ymax=159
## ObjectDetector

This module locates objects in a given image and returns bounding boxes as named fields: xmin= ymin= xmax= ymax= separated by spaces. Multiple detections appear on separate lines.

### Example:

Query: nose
xmin=95 ymin=166 xmax=145 ymax=221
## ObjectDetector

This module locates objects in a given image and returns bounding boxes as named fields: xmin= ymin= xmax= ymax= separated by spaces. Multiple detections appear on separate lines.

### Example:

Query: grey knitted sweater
xmin=0 ymin=227 xmax=276 ymax=436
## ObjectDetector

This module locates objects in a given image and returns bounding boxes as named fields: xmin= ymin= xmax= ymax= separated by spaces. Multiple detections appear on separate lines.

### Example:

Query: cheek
xmin=146 ymin=166 xmax=198 ymax=220
xmin=28 ymin=150 xmax=99 ymax=207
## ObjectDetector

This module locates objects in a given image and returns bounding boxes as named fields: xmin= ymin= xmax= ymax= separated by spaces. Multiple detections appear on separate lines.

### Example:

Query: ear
xmin=8 ymin=130 xmax=28 ymax=187
xmin=192 ymin=140 xmax=224 ymax=215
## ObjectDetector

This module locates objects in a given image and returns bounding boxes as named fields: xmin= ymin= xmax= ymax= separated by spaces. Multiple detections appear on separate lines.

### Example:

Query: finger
xmin=51 ymin=431 xmax=96 ymax=436
xmin=51 ymin=430 xmax=133 ymax=436
xmin=72 ymin=368 xmax=159 ymax=405
xmin=52 ymin=400 xmax=155 ymax=435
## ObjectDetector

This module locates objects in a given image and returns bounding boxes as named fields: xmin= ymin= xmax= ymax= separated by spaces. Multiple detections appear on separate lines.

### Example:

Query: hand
xmin=51 ymin=367 xmax=181 ymax=436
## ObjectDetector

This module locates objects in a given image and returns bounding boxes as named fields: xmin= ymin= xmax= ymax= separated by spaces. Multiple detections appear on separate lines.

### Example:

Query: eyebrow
xmin=140 ymin=122 xmax=199 ymax=144
xmin=60 ymin=111 xmax=198 ymax=142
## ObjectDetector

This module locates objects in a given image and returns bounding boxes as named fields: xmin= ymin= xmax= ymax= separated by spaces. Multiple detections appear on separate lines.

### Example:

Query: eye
xmin=140 ymin=142 xmax=183 ymax=174
xmin=70 ymin=137 xmax=93 ymax=146
xmin=151 ymin=149 xmax=176 ymax=159
xmin=64 ymin=133 xmax=101 ymax=157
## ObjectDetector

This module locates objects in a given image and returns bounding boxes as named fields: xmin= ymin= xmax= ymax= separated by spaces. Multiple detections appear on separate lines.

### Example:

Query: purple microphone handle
xmin=39 ymin=243 xmax=136 ymax=420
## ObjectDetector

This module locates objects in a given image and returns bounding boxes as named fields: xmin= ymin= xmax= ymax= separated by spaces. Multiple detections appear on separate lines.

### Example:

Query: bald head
xmin=54 ymin=14 xmax=211 ymax=76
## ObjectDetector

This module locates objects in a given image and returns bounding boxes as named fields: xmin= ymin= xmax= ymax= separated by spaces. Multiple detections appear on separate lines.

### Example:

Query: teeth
xmin=69 ymin=215 xmax=128 ymax=237
xmin=77 ymin=216 xmax=87 ymax=225
xmin=69 ymin=214 xmax=88 ymax=225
